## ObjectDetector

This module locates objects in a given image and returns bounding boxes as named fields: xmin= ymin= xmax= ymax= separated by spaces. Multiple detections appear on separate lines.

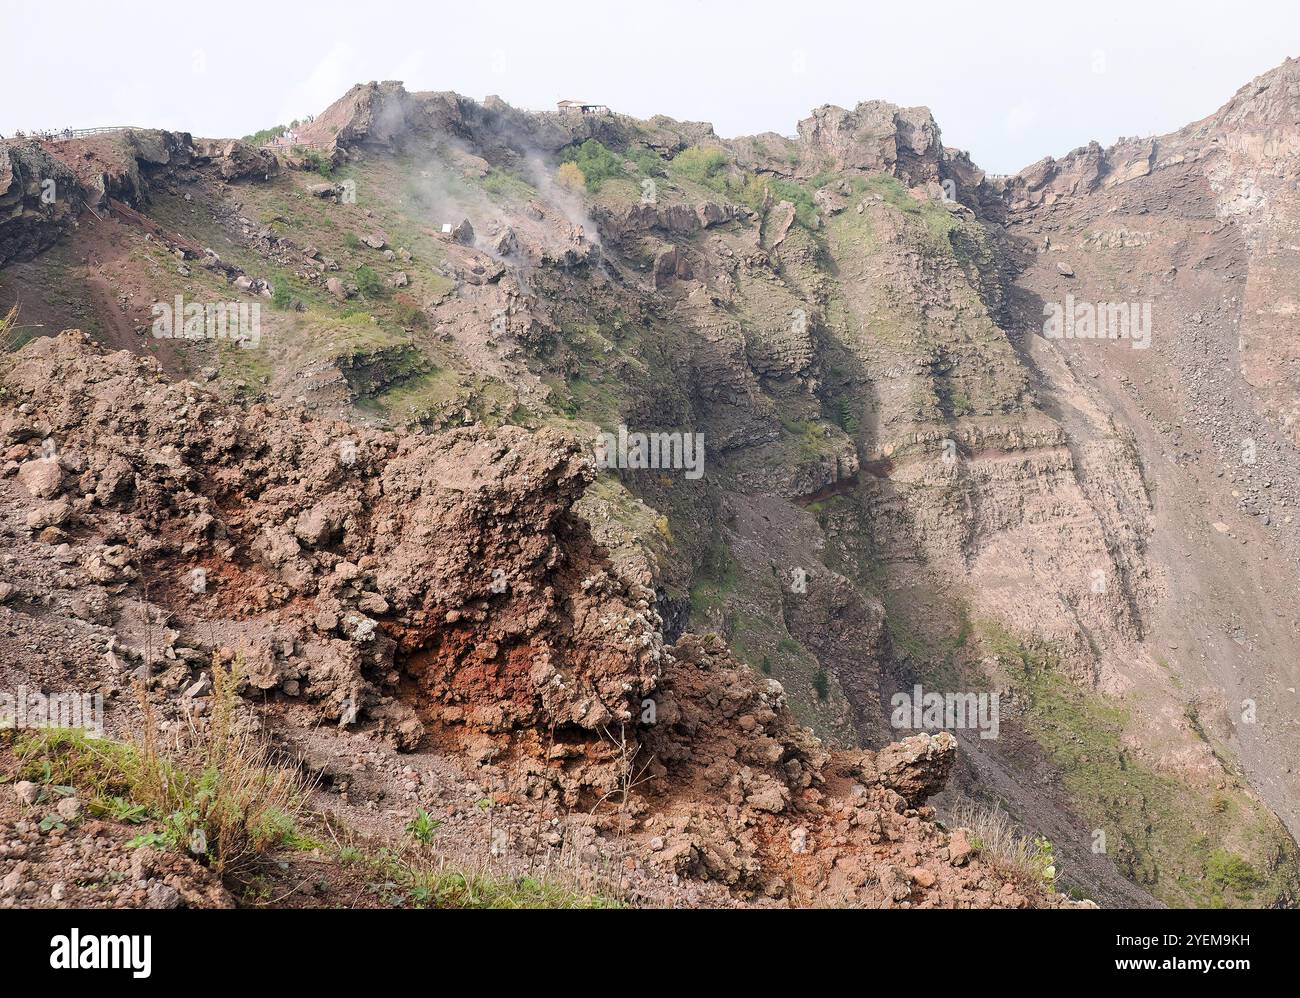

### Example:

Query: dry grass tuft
xmin=949 ymin=797 xmax=1058 ymax=889
xmin=15 ymin=657 xmax=310 ymax=880
xmin=0 ymin=304 xmax=21 ymax=360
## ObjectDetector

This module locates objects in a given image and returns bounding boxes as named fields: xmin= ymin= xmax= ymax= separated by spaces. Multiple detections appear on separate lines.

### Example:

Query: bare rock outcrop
xmin=628 ymin=636 xmax=1078 ymax=906
xmin=194 ymin=138 xmax=281 ymax=181
xmin=797 ymin=101 xmax=943 ymax=185
xmin=0 ymin=142 xmax=83 ymax=266
xmin=1 ymin=331 xmax=661 ymax=749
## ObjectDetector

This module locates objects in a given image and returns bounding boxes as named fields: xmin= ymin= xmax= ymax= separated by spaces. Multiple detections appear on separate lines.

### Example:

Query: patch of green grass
xmin=884 ymin=608 xmax=934 ymax=664
xmin=767 ymin=178 xmax=818 ymax=228
xmin=0 ymin=304 xmax=33 ymax=367
xmin=547 ymin=369 xmax=626 ymax=427
xmin=370 ymin=849 xmax=622 ymax=909
xmin=777 ymin=415 xmax=841 ymax=460
xmin=282 ymin=830 xmax=329 ymax=852
xmin=305 ymin=310 xmax=408 ymax=366
xmin=666 ymin=149 xmax=820 ymax=228
xmin=374 ymin=363 xmax=454 ymax=410
xmin=217 ymin=338 xmax=274 ymax=390
xmin=689 ymin=533 xmax=738 ymax=620
xmin=368 ymin=367 xmax=515 ymax=430
xmin=481 ymin=167 xmax=537 ymax=201
xmin=950 ymin=799 xmax=1058 ymax=891
xmin=857 ymin=173 xmax=959 ymax=252
xmin=390 ymin=294 xmax=426 ymax=329
xmin=725 ymin=610 xmax=854 ymax=745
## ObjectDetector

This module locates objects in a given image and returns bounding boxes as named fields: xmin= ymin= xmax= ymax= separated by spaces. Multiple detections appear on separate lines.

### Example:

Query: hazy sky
xmin=5 ymin=0 xmax=1297 ymax=173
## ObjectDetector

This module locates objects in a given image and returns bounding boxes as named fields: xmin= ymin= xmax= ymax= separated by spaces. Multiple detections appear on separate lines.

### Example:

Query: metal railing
xmin=55 ymin=126 xmax=139 ymax=140
xmin=4 ymin=126 xmax=139 ymax=142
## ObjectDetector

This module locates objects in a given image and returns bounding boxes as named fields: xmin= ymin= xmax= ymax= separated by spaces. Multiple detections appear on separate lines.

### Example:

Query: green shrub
xmin=242 ymin=123 xmax=287 ymax=146
xmin=1206 ymin=850 xmax=1260 ymax=894
xmin=628 ymin=148 xmax=665 ymax=177
xmin=813 ymin=668 xmax=830 ymax=700
xmin=558 ymin=139 xmax=626 ymax=192
xmin=671 ymin=145 xmax=729 ymax=187
xmin=556 ymin=161 xmax=586 ymax=192
xmin=293 ymin=147 xmax=333 ymax=177
xmin=354 ymin=265 xmax=385 ymax=299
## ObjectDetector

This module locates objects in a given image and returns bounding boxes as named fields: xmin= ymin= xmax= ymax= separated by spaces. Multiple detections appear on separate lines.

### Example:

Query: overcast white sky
xmin=4 ymin=0 xmax=1297 ymax=173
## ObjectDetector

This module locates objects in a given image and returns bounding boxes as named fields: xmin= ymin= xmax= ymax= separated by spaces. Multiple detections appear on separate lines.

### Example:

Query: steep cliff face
xmin=2 ymin=66 xmax=1296 ymax=908
xmin=997 ymin=57 xmax=1300 ymax=869
xmin=0 ymin=143 xmax=82 ymax=267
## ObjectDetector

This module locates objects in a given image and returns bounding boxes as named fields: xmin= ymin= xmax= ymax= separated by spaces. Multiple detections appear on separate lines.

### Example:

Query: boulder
xmin=862 ymin=731 xmax=957 ymax=805
xmin=16 ymin=458 xmax=62 ymax=499
xmin=196 ymin=138 xmax=280 ymax=181
xmin=948 ymin=828 xmax=974 ymax=866
xmin=26 ymin=498 xmax=71 ymax=530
